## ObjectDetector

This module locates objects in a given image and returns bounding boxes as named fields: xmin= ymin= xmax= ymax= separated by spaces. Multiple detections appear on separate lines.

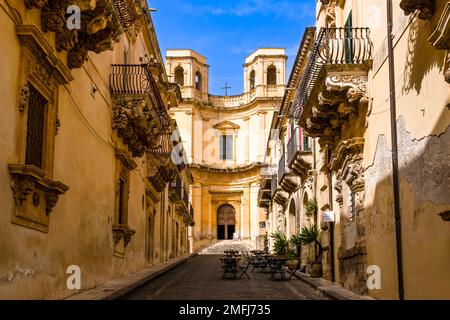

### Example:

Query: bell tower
xmin=243 ymin=48 xmax=287 ymax=96
xmin=165 ymin=49 xmax=209 ymax=104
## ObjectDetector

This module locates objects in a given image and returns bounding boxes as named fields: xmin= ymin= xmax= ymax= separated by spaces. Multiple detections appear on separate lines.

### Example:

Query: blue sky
xmin=148 ymin=0 xmax=316 ymax=96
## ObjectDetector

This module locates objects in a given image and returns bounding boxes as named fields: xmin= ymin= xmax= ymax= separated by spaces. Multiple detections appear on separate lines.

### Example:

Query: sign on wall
xmin=323 ymin=211 xmax=335 ymax=223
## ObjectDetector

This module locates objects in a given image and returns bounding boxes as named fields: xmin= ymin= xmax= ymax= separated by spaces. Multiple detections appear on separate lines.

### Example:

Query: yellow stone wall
xmin=0 ymin=0 xmax=191 ymax=299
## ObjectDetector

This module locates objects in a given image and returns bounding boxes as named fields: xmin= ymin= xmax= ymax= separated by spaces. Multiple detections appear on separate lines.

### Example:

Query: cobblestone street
xmin=125 ymin=255 xmax=328 ymax=300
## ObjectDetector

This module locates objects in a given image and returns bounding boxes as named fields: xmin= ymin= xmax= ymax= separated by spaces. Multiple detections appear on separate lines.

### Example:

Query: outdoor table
xmin=269 ymin=257 xmax=288 ymax=281
xmin=220 ymin=257 xmax=241 ymax=280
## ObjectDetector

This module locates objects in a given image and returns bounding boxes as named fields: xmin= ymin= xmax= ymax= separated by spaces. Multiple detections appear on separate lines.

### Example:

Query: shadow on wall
xmin=364 ymin=108 xmax=450 ymax=299
xmin=402 ymin=17 xmax=446 ymax=95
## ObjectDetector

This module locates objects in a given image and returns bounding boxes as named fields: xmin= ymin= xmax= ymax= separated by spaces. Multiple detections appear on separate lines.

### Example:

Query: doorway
xmin=217 ymin=204 xmax=236 ymax=240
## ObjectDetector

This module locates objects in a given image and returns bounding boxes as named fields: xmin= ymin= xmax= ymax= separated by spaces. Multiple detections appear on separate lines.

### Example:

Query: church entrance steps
xmin=198 ymin=240 xmax=256 ymax=255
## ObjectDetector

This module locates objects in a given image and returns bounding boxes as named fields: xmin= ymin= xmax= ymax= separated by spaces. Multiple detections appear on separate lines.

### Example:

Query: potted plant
xmin=305 ymin=199 xmax=318 ymax=218
xmin=299 ymin=224 xmax=323 ymax=278
xmin=270 ymin=230 xmax=288 ymax=256
xmin=290 ymin=234 xmax=303 ymax=270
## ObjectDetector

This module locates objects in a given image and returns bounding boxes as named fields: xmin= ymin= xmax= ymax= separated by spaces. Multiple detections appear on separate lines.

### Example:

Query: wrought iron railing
xmin=110 ymin=63 xmax=173 ymax=155
xmin=290 ymin=27 xmax=373 ymax=119
xmin=110 ymin=64 xmax=150 ymax=95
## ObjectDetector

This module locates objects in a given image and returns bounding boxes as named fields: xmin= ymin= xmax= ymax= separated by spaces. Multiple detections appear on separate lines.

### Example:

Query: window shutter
xmin=225 ymin=135 xmax=233 ymax=160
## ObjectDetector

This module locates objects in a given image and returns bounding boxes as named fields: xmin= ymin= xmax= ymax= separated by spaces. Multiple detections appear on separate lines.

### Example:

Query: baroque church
xmin=165 ymin=49 xmax=286 ymax=250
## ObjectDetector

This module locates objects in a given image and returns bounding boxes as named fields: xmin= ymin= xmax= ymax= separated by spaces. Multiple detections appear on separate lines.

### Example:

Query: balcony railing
xmin=290 ymin=27 xmax=373 ymax=119
xmin=110 ymin=64 xmax=150 ymax=95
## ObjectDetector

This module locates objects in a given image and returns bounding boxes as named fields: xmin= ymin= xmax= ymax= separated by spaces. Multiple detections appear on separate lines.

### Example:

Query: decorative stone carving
xmin=400 ymin=0 xmax=435 ymax=20
xmin=302 ymin=69 xmax=370 ymax=149
xmin=9 ymin=164 xmax=69 ymax=232
xmin=25 ymin=0 xmax=47 ymax=9
xmin=325 ymin=0 xmax=337 ymax=28
xmin=112 ymin=97 xmax=162 ymax=157
xmin=112 ymin=224 xmax=136 ymax=247
xmin=18 ymin=84 xmax=30 ymax=112
xmin=36 ymin=0 xmax=126 ymax=69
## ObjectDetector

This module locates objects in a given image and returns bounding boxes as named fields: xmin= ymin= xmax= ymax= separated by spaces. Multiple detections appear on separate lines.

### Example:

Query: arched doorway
xmin=217 ymin=204 xmax=235 ymax=240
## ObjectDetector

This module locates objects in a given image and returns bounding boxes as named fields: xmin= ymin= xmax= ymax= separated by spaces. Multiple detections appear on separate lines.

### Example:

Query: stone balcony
xmin=287 ymin=127 xmax=313 ymax=181
xmin=277 ymin=152 xmax=301 ymax=194
xmin=257 ymin=174 xmax=273 ymax=208
xmin=291 ymin=27 xmax=373 ymax=151
xmin=270 ymin=174 xmax=289 ymax=206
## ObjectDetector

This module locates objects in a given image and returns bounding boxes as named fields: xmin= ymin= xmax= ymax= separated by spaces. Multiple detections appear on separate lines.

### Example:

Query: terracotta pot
xmin=287 ymin=259 xmax=299 ymax=270
xmin=307 ymin=261 xmax=322 ymax=278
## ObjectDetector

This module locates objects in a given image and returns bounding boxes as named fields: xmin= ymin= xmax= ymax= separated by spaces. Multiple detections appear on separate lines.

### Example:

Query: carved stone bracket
xmin=9 ymin=164 xmax=69 ymax=214
xmin=400 ymin=0 xmax=436 ymax=20
xmin=30 ymin=0 xmax=128 ymax=69
xmin=18 ymin=84 xmax=30 ymax=112
xmin=8 ymin=164 xmax=69 ymax=232
xmin=112 ymin=96 xmax=162 ymax=158
xmin=112 ymin=224 xmax=136 ymax=247
xmin=301 ymin=66 xmax=370 ymax=150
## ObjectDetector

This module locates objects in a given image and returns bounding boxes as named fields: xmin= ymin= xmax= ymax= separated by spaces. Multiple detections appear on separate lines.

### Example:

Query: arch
xmin=249 ymin=70 xmax=256 ymax=90
xmin=174 ymin=66 xmax=184 ymax=86
xmin=217 ymin=204 xmax=235 ymax=240
xmin=195 ymin=71 xmax=202 ymax=91
xmin=267 ymin=65 xmax=277 ymax=85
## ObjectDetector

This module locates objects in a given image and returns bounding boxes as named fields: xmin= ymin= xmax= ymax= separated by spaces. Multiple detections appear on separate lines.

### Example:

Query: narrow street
xmin=124 ymin=255 xmax=327 ymax=300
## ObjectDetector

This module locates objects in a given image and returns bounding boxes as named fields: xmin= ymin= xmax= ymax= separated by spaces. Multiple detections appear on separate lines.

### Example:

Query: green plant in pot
xmin=299 ymin=224 xmax=323 ymax=278
xmin=285 ymin=249 xmax=299 ymax=270
xmin=305 ymin=199 xmax=318 ymax=218
xmin=270 ymin=230 xmax=288 ymax=256
xmin=289 ymin=234 xmax=303 ymax=270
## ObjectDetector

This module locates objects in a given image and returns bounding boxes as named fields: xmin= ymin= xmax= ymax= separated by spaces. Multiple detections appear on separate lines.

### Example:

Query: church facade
xmin=165 ymin=49 xmax=286 ymax=250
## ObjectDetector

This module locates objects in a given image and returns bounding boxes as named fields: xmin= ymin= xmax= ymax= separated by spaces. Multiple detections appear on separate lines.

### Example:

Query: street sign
xmin=323 ymin=210 xmax=335 ymax=223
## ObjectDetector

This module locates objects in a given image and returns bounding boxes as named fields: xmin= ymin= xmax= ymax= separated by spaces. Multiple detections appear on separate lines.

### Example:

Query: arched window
xmin=174 ymin=67 xmax=184 ymax=86
xmin=267 ymin=65 xmax=277 ymax=85
xmin=249 ymin=70 xmax=256 ymax=90
xmin=195 ymin=72 xmax=202 ymax=91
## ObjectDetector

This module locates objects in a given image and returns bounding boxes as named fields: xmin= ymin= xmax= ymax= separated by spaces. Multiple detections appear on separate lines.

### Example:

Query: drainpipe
xmin=328 ymin=168 xmax=335 ymax=282
xmin=386 ymin=0 xmax=404 ymax=300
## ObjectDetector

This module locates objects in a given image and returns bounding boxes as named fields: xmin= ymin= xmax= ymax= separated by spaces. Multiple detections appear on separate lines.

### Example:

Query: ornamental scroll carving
xmin=400 ymin=0 xmax=435 ymax=20
xmin=304 ymin=71 xmax=370 ymax=149
xmin=112 ymin=97 xmax=163 ymax=158
xmin=26 ymin=0 xmax=145 ymax=69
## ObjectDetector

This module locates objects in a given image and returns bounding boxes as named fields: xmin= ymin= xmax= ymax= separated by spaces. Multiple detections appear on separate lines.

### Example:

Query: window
xmin=25 ymin=84 xmax=47 ymax=169
xmin=174 ymin=67 xmax=184 ymax=86
xmin=259 ymin=221 xmax=266 ymax=229
xmin=195 ymin=72 xmax=202 ymax=91
xmin=249 ymin=70 xmax=256 ymax=90
xmin=118 ymin=178 xmax=127 ymax=225
xmin=220 ymin=135 xmax=233 ymax=160
xmin=344 ymin=10 xmax=354 ymax=63
xmin=303 ymin=135 xmax=311 ymax=152
xmin=267 ymin=65 xmax=277 ymax=85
